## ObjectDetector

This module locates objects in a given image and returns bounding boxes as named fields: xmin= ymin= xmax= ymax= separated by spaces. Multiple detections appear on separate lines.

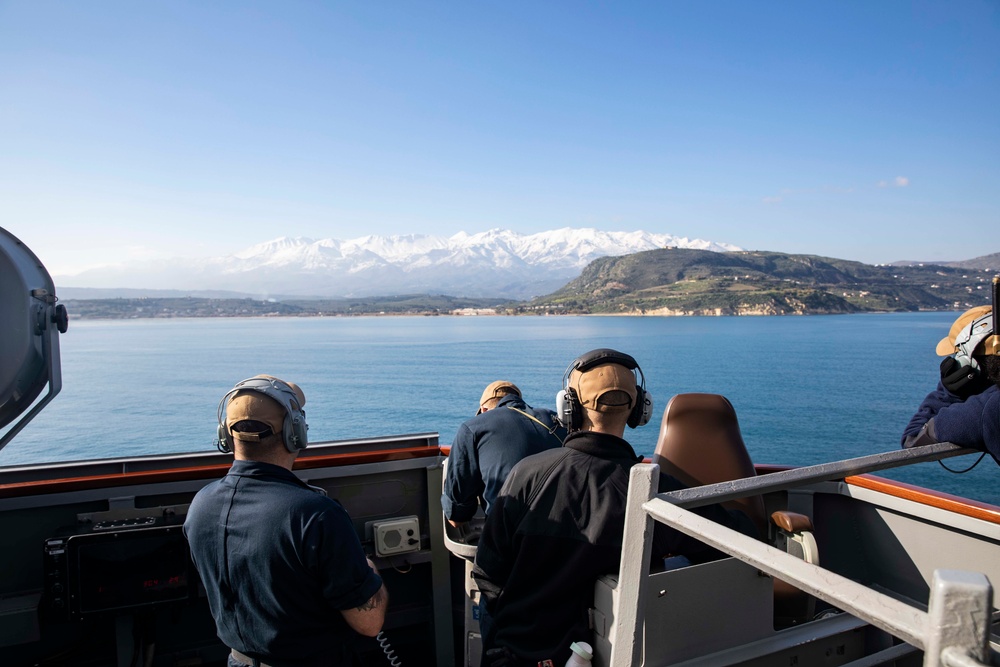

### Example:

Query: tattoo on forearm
xmin=356 ymin=588 xmax=385 ymax=612
xmin=356 ymin=598 xmax=377 ymax=612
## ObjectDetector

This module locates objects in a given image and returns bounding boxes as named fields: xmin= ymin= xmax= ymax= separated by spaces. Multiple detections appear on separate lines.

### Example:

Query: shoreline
xmin=63 ymin=307 xmax=950 ymax=322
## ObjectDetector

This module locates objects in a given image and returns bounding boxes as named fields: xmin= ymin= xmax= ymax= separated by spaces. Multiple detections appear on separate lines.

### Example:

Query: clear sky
xmin=2 ymin=1 xmax=998 ymax=276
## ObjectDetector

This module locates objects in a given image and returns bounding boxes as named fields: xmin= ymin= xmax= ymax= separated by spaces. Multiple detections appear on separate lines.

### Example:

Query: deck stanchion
xmin=925 ymin=570 xmax=992 ymax=667
xmin=426 ymin=462 xmax=457 ymax=667
xmin=609 ymin=463 xmax=658 ymax=667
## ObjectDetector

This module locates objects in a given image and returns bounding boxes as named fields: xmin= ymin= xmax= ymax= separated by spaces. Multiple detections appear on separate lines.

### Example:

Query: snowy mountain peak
xmin=234 ymin=236 xmax=317 ymax=260
xmin=59 ymin=227 xmax=742 ymax=299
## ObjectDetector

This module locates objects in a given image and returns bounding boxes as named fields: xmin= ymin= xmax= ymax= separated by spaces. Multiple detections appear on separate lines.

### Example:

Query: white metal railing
xmin=610 ymin=444 xmax=996 ymax=667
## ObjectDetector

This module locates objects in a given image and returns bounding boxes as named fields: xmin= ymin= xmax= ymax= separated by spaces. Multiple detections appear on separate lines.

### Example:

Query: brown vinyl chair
xmin=652 ymin=393 xmax=817 ymax=625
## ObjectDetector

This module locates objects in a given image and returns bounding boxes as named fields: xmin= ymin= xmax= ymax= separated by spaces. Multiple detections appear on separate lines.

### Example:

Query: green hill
xmin=524 ymin=249 xmax=995 ymax=315
xmin=61 ymin=249 xmax=997 ymax=318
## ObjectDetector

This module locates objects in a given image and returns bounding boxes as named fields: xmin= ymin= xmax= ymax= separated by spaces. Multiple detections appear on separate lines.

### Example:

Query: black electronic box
xmin=43 ymin=517 xmax=194 ymax=621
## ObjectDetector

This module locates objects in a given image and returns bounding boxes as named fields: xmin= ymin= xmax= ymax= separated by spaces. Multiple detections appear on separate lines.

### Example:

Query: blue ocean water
xmin=3 ymin=313 xmax=998 ymax=506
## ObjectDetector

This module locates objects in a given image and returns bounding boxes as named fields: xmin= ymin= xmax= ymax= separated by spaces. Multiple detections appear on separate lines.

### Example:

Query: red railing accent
xmin=843 ymin=473 xmax=1000 ymax=524
xmin=754 ymin=463 xmax=1000 ymax=525
xmin=0 ymin=447 xmax=441 ymax=500
xmin=4 ymin=449 xmax=999 ymax=527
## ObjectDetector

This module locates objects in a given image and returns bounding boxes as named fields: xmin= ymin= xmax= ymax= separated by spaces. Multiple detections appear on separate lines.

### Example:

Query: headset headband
xmin=233 ymin=376 xmax=303 ymax=408
xmin=216 ymin=376 xmax=308 ymax=453
xmin=955 ymin=314 xmax=995 ymax=360
xmin=569 ymin=348 xmax=639 ymax=374
xmin=562 ymin=348 xmax=645 ymax=398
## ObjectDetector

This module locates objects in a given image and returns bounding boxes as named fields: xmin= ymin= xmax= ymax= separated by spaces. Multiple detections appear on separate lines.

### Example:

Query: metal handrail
xmin=662 ymin=442 xmax=975 ymax=510
xmin=610 ymin=448 xmax=995 ymax=667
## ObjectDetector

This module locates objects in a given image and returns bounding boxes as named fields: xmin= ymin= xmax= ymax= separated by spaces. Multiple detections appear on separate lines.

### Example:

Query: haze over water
xmin=3 ymin=313 xmax=997 ymax=506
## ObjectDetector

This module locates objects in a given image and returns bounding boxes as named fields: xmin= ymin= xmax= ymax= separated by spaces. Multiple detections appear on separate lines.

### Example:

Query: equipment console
xmin=43 ymin=517 xmax=194 ymax=621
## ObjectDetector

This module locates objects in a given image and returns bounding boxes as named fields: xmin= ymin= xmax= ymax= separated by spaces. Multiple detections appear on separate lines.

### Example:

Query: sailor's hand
xmin=484 ymin=646 xmax=520 ymax=667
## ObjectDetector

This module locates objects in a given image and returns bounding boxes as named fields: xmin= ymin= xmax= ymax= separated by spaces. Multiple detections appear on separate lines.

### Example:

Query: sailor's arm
xmin=904 ymin=387 xmax=999 ymax=460
xmin=442 ymin=423 xmax=484 ymax=526
xmin=931 ymin=387 xmax=1000 ymax=454
xmin=340 ymin=558 xmax=389 ymax=637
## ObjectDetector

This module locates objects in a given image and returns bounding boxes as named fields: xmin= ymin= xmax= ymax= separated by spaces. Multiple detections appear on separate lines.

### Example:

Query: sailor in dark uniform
xmin=184 ymin=375 xmax=388 ymax=667
xmin=472 ymin=350 xmax=756 ymax=667
xmin=902 ymin=305 xmax=1000 ymax=464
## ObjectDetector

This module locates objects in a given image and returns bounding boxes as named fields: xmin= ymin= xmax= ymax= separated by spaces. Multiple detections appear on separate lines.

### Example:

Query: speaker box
xmin=368 ymin=516 xmax=421 ymax=557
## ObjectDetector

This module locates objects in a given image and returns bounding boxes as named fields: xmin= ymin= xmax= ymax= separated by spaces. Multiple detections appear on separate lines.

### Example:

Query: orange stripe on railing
xmin=843 ymin=473 xmax=1000 ymax=524
xmin=753 ymin=463 xmax=1000 ymax=525
xmin=0 ymin=447 xmax=443 ymax=500
xmin=13 ymin=449 xmax=993 ymax=526
xmin=0 ymin=464 xmax=233 ymax=499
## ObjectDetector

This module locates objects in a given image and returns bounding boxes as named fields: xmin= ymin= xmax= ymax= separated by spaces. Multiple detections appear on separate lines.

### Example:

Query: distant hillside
xmin=889 ymin=251 xmax=1000 ymax=272
xmin=526 ymin=249 xmax=996 ymax=315
xmin=942 ymin=252 xmax=1000 ymax=272
xmin=54 ymin=227 xmax=741 ymax=300
xmin=61 ymin=249 xmax=998 ymax=319
xmin=57 ymin=287 xmax=258 ymax=300
xmin=63 ymin=294 xmax=516 ymax=319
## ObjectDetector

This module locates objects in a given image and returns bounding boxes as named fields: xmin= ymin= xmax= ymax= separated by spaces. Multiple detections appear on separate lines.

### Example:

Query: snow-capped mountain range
xmin=58 ymin=228 xmax=741 ymax=300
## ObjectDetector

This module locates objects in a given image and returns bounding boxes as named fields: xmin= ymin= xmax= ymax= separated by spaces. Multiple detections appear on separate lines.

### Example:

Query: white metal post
xmin=924 ymin=570 xmax=992 ymax=667
xmin=609 ymin=463 xmax=659 ymax=667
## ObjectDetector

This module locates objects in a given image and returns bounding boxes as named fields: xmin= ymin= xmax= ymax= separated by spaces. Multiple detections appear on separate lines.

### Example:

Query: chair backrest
xmin=652 ymin=393 xmax=767 ymax=538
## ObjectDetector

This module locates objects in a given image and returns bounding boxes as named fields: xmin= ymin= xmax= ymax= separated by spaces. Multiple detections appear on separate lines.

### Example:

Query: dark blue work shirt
xmin=183 ymin=460 xmax=382 ymax=666
xmin=442 ymin=393 xmax=565 ymax=522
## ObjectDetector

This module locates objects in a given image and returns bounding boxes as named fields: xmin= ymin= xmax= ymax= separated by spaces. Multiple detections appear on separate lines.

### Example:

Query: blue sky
xmin=1 ymin=1 xmax=998 ymax=276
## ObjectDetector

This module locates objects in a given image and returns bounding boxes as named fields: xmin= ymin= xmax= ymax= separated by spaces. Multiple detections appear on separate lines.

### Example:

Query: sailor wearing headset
xmin=442 ymin=380 xmax=566 ymax=527
xmin=471 ymin=349 xmax=757 ymax=667
xmin=183 ymin=375 xmax=388 ymax=667
xmin=902 ymin=279 xmax=1000 ymax=465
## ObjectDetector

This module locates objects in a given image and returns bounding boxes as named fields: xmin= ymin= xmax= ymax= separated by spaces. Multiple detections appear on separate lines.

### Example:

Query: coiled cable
xmin=376 ymin=631 xmax=402 ymax=667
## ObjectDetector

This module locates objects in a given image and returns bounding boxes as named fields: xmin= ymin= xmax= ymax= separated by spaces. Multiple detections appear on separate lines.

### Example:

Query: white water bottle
xmin=565 ymin=641 xmax=593 ymax=666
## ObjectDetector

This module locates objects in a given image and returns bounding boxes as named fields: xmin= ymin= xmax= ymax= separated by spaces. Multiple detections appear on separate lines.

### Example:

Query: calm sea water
xmin=3 ymin=313 xmax=998 ymax=506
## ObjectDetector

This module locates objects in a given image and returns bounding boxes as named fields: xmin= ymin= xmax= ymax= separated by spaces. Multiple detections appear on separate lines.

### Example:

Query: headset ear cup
xmin=556 ymin=389 xmax=572 ymax=430
xmin=626 ymin=387 xmax=653 ymax=428
xmin=282 ymin=417 xmax=293 ymax=452
xmin=217 ymin=422 xmax=232 ymax=453
xmin=940 ymin=356 xmax=987 ymax=398
xmin=283 ymin=412 xmax=308 ymax=452
xmin=627 ymin=389 xmax=653 ymax=429
xmin=216 ymin=390 xmax=235 ymax=453
xmin=556 ymin=388 xmax=582 ymax=431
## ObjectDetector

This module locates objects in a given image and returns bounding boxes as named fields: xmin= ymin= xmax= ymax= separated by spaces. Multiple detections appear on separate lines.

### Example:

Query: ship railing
xmin=611 ymin=443 xmax=996 ymax=667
